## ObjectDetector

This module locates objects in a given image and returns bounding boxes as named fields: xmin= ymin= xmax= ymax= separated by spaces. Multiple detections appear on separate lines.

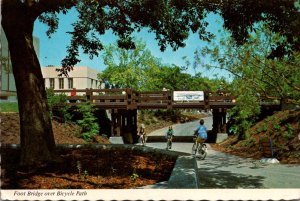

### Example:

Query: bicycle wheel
xmin=192 ymin=143 xmax=197 ymax=155
xmin=166 ymin=140 xmax=171 ymax=149
xmin=197 ymin=144 xmax=207 ymax=160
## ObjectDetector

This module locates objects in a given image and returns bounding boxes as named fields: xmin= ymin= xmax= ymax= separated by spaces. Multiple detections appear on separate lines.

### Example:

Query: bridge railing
xmin=52 ymin=89 xmax=239 ymax=109
xmin=53 ymin=88 xmax=140 ymax=109
xmin=137 ymin=91 xmax=172 ymax=109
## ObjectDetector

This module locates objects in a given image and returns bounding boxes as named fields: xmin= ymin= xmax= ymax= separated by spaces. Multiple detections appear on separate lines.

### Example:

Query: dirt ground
xmin=211 ymin=110 xmax=300 ymax=164
xmin=0 ymin=112 xmax=176 ymax=189
xmin=1 ymin=110 xmax=299 ymax=189
xmin=1 ymin=146 xmax=175 ymax=189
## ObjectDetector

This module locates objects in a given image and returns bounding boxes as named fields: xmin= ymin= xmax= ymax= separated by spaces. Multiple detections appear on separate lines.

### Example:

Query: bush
xmin=46 ymin=88 xmax=72 ymax=121
xmin=76 ymin=102 xmax=99 ymax=141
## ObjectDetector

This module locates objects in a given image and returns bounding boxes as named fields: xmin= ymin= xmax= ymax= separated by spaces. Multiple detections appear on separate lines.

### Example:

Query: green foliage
xmin=283 ymin=123 xmax=294 ymax=139
xmin=100 ymin=39 xmax=156 ymax=89
xmin=0 ymin=102 xmax=18 ymax=112
xmin=196 ymin=22 xmax=300 ymax=139
xmin=240 ymin=137 xmax=256 ymax=148
xmin=46 ymin=88 xmax=67 ymax=109
xmin=200 ymin=23 xmax=300 ymax=105
xmin=262 ymin=124 xmax=268 ymax=132
xmin=256 ymin=127 xmax=261 ymax=133
xmin=35 ymin=0 xmax=299 ymax=73
xmin=266 ymin=116 xmax=274 ymax=122
xmin=130 ymin=169 xmax=139 ymax=181
xmin=76 ymin=160 xmax=82 ymax=176
xmin=46 ymin=88 xmax=73 ymax=121
xmin=272 ymin=123 xmax=281 ymax=132
xmin=228 ymin=87 xmax=261 ymax=139
xmin=76 ymin=160 xmax=89 ymax=180
xmin=76 ymin=102 xmax=99 ymax=141
xmin=99 ymin=39 xmax=219 ymax=92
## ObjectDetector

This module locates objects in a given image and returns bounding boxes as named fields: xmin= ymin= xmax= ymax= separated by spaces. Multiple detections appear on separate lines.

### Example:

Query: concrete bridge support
xmin=209 ymin=108 xmax=227 ymax=142
xmin=111 ymin=109 xmax=138 ymax=144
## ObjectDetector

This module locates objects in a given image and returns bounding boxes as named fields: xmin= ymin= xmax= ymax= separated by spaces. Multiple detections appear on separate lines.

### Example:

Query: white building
xmin=42 ymin=66 xmax=101 ymax=90
xmin=0 ymin=26 xmax=40 ymax=101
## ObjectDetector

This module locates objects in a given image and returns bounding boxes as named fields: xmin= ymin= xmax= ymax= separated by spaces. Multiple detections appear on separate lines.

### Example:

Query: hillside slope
xmin=0 ymin=113 xmax=110 ymax=144
xmin=213 ymin=110 xmax=300 ymax=164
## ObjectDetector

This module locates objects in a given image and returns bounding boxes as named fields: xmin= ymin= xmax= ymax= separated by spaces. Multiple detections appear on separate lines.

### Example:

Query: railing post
xmin=126 ymin=88 xmax=132 ymax=109
xmin=85 ymin=88 xmax=91 ymax=101
xmin=85 ymin=88 xmax=94 ymax=102
xmin=204 ymin=91 xmax=210 ymax=109
xmin=167 ymin=90 xmax=172 ymax=109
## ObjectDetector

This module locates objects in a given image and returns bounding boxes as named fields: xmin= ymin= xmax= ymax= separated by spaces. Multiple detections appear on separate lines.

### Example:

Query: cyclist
xmin=138 ymin=124 xmax=146 ymax=146
xmin=193 ymin=119 xmax=208 ymax=153
xmin=166 ymin=126 xmax=174 ymax=149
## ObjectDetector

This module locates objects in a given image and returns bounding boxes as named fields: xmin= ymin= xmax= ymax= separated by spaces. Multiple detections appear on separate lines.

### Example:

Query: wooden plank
xmin=55 ymin=89 xmax=87 ymax=93
xmin=92 ymin=95 xmax=126 ymax=100
xmin=139 ymin=96 xmax=168 ymax=101
xmin=209 ymin=101 xmax=236 ymax=106
xmin=138 ymin=103 xmax=168 ymax=107
xmin=91 ymin=88 xmax=124 ymax=93
xmin=139 ymin=91 xmax=169 ymax=95
xmin=209 ymin=96 xmax=235 ymax=101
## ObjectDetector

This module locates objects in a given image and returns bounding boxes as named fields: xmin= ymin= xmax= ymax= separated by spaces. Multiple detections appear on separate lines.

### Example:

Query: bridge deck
xmin=53 ymin=88 xmax=280 ymax=110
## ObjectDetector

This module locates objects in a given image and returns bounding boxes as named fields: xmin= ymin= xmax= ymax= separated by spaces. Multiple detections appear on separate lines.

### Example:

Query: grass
xmin=0 ymin=102 xmax=18 ymax=112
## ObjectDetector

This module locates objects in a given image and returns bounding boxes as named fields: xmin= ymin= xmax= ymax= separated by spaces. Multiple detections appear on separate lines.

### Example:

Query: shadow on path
xmin=198 ymin=168 xmax=264 ymax=188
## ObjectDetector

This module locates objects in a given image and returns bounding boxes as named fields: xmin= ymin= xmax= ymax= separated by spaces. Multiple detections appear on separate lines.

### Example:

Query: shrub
xmin=240 ymin=137 xmax=256 ymax=147
xmin=76 ymin=102 xmax=99 ymax=141
xmin=46 ymin=88 xmax=72 ymax=121
xmin=272 ymin=123 xmax=281 ymax=132
xmin=283 ymin=123 xmax=294 ymax=139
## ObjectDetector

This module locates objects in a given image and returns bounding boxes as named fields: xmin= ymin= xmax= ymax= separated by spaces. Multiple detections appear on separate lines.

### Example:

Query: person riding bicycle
xmin=166 ymin=126 xmax=174 ymax=149
xmin=194 ymin=119 xmax=208 ymax=151
xmin=138 ymin=124 xmax=146 ymax=146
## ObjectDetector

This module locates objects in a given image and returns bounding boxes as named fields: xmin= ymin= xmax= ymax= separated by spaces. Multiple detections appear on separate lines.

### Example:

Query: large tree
xmin=100 ymin=39 xmax=162 ymax=90
xmin=1 ymin=0 xmax=299 ymax=166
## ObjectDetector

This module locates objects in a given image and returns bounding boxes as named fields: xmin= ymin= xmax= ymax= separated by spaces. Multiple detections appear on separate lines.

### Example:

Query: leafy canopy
xmin=99 ymin=39 xmax=222 ymax=91
xmin=37 ymin=0 xmax=300 ymax=75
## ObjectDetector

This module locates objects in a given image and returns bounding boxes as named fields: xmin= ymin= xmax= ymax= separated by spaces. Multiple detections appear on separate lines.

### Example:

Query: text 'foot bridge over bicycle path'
xmin=54 ymin=88 xmax=280 ymax=144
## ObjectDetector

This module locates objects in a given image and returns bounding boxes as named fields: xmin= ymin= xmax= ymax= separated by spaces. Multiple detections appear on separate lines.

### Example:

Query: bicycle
xmin=139 ymin=134 xmax=145 ymax=145
xmin=192 ymin=136 xmax=207 ymax=160
xmin=166 ymin=135 xmax=173 ymax=149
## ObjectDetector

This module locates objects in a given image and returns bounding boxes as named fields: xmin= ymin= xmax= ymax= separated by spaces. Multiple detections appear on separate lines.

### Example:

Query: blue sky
xmin=33 ymin=9 xmax=229 ymax=79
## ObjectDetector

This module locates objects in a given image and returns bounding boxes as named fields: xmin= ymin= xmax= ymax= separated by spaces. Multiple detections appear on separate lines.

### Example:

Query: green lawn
xmin=0 ymin=102 xmax=18 ymax=112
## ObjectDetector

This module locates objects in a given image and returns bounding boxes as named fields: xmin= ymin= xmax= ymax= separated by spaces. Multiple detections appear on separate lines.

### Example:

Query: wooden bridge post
xmin=118 ymin=109 xmax=137 ymax=144
xmin=111 ymin=109 xmax=121 ymax=136
xmin=85 ymin=88 xmax=93 ymax=102
xmin=204 ymin=91 xmax=210 ymax=110
xmin=221 ymin=109 xmax=227 ymax=132
xmin=210 ymin=108 xmax=222 ymax=142
xmin=167 ymin=90 xmax=172 ymax=109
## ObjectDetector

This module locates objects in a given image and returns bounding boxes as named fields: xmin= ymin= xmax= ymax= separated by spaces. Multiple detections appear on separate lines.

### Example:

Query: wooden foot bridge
xmin=54 ymin=88 xmax=280 ymax=143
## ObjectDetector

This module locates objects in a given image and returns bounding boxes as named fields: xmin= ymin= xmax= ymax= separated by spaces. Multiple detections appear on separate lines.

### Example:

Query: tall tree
xmin=197 ymin=23 xmax=300 ymax=138
xmin=1 ymin=0 xmax=299 ymax=166
xmin=200 ymin=23 xmax=300 ymax=105
xmin=1 ymin=0 xmax=213 ymax=166
xmin=100 ymin=39 xmax=161 ymax=89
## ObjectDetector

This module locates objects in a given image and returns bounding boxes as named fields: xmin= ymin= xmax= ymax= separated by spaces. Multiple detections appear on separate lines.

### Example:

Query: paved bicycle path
xmin=197 ymin=146 xmax=300 ymax=188
xmin=147 ymin=116 xmax=213 ymax=137
xmin=144 ymin=142 xmax=300 ymax=189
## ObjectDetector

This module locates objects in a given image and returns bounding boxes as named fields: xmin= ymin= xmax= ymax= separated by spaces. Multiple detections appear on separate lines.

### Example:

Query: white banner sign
xmin=173 ymin=91 xmax=204 ymax=101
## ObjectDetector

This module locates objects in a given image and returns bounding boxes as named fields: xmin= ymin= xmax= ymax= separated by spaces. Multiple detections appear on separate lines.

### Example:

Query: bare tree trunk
xmin=2 ymin=1 xmax=58 ymax=166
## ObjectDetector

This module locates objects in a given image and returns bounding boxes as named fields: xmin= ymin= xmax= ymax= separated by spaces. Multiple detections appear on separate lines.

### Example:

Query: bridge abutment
xmin=110 ymin=109 xmax=138 ymax=144
xmin=209 ymin=108 xmax=228 ymax=143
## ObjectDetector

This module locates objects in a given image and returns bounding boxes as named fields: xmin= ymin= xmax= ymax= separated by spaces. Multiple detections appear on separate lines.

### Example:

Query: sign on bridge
xmin=173 ymin=91 xmax=204 ymax=101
